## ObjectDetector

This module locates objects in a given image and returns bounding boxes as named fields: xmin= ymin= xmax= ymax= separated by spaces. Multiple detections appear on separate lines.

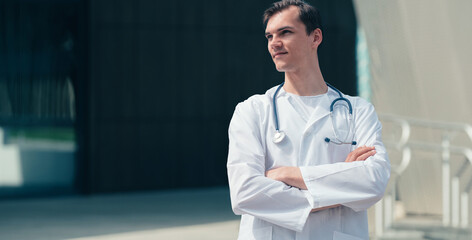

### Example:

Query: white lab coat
xmin=227 ymin=85 xmax=390 ymax=240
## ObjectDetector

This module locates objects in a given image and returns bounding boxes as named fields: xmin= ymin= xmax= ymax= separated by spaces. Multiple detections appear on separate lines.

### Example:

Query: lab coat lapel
xmin=303 ymin=93 xmax=331 ymax=133
xmin=285 ymin=94 xmax=310 ymax=123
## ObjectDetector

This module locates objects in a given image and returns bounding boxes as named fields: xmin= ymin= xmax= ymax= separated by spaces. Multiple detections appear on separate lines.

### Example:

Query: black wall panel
xmin=79 ymin=0 xmax=357 ymax=193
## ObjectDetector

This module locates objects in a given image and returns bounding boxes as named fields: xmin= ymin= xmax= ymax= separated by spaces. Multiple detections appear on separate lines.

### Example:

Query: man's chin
xmin=275 ymin=64 xmax=288 ymax=72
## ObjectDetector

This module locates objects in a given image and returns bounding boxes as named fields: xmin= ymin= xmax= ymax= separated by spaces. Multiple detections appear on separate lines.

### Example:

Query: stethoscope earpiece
xmin=325 ymin=138 xmax=357 ymax=145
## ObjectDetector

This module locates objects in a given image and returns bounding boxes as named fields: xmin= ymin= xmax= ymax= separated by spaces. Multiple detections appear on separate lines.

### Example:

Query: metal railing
xmin=374 ymin=113 xmax=472 ymax=237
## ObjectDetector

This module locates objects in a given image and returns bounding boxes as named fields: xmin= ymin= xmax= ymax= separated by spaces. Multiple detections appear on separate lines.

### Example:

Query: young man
xmin=227 ymin=0 xmax=390 ymax=239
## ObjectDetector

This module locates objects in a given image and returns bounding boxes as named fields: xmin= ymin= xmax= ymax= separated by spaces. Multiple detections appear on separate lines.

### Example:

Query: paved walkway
xmin=2 ymin=187 xmax=470 ymax=239
xmin=0 ymin=187 xmax=240 ymax=240
xmin=379 ymin=215 xmax=471 ymax=240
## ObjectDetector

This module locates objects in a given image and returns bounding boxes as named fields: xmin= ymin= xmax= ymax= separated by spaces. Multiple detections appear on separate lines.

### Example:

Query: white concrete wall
xmin=353 ymin=0 xmax=472 ymax=217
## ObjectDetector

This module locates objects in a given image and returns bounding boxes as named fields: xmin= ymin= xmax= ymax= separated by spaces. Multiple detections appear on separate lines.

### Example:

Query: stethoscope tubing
xmin=272 ymin=82 xmax=356 ymax=145
xmin=273 ymin=83 xmax=285 ymax=132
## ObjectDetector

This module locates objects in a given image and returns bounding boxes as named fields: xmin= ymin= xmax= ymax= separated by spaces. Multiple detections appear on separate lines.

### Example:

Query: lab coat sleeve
xmin=227 ymin=100 xmax=314 ymax=232
xmin=299 ymin=100 xmax=391 ymax=211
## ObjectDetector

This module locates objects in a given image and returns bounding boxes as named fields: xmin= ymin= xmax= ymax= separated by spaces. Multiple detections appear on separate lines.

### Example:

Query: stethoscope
xmin=272 ymin=82 xmax=357 ymax=145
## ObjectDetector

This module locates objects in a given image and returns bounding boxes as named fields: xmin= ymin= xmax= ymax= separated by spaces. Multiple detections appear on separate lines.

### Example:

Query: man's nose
xmin=270 ymin=38 xmax=283 ymax=50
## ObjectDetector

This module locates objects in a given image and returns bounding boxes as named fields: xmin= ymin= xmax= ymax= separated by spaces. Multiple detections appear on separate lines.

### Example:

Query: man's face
xmin=265 ymin=6 xmax=319 ymax=72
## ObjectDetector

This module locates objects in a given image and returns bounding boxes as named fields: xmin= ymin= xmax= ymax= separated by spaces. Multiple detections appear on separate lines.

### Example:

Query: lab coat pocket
xmin=251 ymin=226 xmax=273 ymax=240
xmin=327 ymin=142 xmax=351 ymax=163
xmin=333 ymin=231 xmax=363 ymax=240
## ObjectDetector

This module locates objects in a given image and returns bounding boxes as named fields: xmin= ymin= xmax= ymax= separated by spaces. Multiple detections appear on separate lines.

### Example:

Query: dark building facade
xmin=1 ymin=0 xmax=357 ymax=196
xmin=78 ymin=0 xmax=357 ymax=194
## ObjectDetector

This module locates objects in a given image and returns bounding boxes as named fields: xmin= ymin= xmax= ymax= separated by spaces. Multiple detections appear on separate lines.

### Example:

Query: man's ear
xmin=312 ymin=28 xmax=323 ymax=48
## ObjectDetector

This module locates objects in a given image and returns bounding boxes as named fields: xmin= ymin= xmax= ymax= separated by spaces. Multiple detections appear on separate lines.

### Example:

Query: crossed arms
xmin=265 ymin=146 xmax=376 ymax=212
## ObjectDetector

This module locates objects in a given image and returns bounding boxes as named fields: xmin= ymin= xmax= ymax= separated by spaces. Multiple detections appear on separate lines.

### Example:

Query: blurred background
xmin=0 ymin=0 xmax=471 ymax=239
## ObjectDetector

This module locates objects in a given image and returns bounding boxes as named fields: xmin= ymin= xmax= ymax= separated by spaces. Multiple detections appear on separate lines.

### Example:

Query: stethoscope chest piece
xmin=273 ymin=131 xmax=286 ymax=143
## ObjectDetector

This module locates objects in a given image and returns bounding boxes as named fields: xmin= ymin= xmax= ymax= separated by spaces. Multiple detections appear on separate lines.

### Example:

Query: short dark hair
xmin=263 ymin=0 xmax=322 ymax=35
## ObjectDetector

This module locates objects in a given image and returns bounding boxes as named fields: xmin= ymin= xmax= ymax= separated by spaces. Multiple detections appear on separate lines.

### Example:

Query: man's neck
xmin=283 ymin=68 xmax=327 ymax=96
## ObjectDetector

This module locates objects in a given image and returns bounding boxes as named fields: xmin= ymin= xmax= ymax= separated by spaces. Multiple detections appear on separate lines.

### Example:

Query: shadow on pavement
xmin=0 ymin=187 xmax=240 ymax=240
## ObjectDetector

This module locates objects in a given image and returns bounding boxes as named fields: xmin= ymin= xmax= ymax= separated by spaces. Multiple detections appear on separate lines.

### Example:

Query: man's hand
xmin=266 ymin=166 xmax=307 ymax=190
xmin=345 ymin=146 xmax=376 ymax=162
xmin=311 ymin=204 xmax=341 ymax=212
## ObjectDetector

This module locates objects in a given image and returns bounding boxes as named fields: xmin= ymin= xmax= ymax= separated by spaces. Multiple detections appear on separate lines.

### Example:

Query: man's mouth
xmin=273 ymin=52 xmax=288 ymax=58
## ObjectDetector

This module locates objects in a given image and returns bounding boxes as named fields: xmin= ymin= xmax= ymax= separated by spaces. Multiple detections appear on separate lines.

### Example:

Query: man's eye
xmin=266 ymin=35 xmax=272 ymax=40
xmin=281 ymin=30 xmax=291 ymax=35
